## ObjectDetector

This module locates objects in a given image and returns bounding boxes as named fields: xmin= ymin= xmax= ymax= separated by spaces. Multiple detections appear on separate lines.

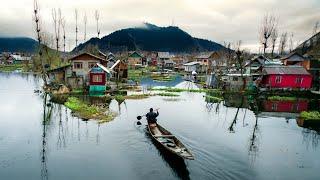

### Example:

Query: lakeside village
xmin=1 ymin=43 xmax=320 ymax=123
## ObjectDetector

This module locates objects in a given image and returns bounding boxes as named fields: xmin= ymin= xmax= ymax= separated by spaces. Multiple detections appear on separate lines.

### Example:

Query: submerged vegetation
xmin=64 ymin=97 xmax=115 ymax=122
xmin=300 ymin=111 xmax=320 ymax=120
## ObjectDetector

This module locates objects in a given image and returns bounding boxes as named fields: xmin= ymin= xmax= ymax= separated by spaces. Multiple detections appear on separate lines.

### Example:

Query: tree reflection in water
xmin=41 ymin=93 xmax=53 ymax=180
xmin=248 ymin=116 xmax=260 ymax=164
xmin=57 ymin=104 xmax=66 ymax=149
xmin=302 ymin=128 xmax=320 ymax=149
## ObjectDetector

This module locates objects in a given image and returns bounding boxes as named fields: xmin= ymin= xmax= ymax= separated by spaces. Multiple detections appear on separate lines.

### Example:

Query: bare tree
xmin=234 ymin=40 xmax=247 ymax=90
xmin=313 ymin=21 xmax=319 ymax=35
xmin=278 ymin=32 xmax=288 ymax=55
xmin=95 ymin=10 xmax=101 ymax=38
xmin=61 ymin=18 xmax=66 ymax=53
xmin=83 ymin=12 xmax=87 ymax=41
xmin=75 ymin=9 xmax=79 ymax=48
xmin=52 ymin=8 xmax=62 ymax=52
xmin=270 ymin=27 xmax=278 ymax=58
xmin=289 ymin=32 xmax=294 ymax=52
xmin=259 ymin=14 xmax=277 ymax=55
xmin=33 ymin=0 xmax=47 ymax=85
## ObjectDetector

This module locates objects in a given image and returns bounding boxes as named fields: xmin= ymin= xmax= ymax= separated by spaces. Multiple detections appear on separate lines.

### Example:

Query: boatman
xmin=146 ymin=108 xmax=159 ymax=127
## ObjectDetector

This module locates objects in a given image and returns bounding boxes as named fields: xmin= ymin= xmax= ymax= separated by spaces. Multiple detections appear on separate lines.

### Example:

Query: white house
xmin=183 ymin=61 xmax=200 ymax=73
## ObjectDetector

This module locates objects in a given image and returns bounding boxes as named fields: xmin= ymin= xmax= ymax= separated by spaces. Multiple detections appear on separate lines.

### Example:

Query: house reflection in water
xmin=257 ymin=99 xmax=309 ymax=119
xmin=263 ymin=99 xmax=308 ymax=113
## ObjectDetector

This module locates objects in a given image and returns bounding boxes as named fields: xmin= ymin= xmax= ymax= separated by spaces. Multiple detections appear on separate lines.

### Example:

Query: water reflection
xmin=41 ymin=93 xmax=51 ymax=180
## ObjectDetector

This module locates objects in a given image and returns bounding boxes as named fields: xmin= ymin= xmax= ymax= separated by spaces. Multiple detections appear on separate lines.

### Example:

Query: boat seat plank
xmin=154 ymin=135 xmax=175 ymax=138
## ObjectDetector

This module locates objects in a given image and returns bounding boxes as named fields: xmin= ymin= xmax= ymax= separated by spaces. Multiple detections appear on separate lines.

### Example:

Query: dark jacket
xmin=146 ymin=111 xmax=159 ymax=123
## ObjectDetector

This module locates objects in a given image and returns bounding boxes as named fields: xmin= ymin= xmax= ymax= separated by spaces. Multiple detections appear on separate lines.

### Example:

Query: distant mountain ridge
xmin=0 ymin=37 xmax=38 ymax=53
xmin=75 ymin=23 xmax=226 ymax=53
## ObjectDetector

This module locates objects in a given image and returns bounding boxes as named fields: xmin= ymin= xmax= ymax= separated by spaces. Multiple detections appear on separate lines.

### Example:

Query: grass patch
xmin=268 ymin=96 xmax=297 ymax=101
xmin=300 ymin=111 xmax=320 ymax=120
xmin=64 ymin=97 xmax=115 ymax=122
xmin=149 ymin=87 xmax=222 ymax=94
xmin=125 ymin=94 xmax=150 ymax=99
xmin=0 ymin=64 xmax=25 ymax=72
xmin=156 ymin=92 xmax=179 ymax=97
xmin=71 ymin=88 xmax=84 ymax=94
xmin=204 ymin=95 xmax=223 ymax=103
xmin=151 ymin=74 xmax=176 ymax=82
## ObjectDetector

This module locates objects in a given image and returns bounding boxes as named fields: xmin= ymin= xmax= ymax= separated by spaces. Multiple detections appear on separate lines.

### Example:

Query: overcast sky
xmin=0 ymin=0 xmax=319 ymax=52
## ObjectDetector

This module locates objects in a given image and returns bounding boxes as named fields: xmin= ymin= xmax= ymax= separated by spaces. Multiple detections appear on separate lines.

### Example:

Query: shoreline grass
xmin=300 ymin=111 xmax=320 ymax=120
xmin=268 ymin=96 xmax=297 ymax=101
xmin=65 ymin=97 xmax=115 ymax=122
xmin=204 ymin=95 xmax=223 ymax=103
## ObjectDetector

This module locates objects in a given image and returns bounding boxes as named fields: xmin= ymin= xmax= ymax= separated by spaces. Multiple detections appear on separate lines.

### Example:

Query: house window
xmin=275 ymin=76 xmax=282 ymax=83
xmin=88 ymin=62 xmax=96 ymax=69
xmin=295 ymin=77 xmax=303 ymax=84
xmin=271 ymin=103 xmax=278 ymax=111
xmin=233 ymin=77 xmax=238 ymax=81
xmin=92 ymin=74 xmax=103 ymax=83
xmin=74 ymin=62 xmax=83 ymax=69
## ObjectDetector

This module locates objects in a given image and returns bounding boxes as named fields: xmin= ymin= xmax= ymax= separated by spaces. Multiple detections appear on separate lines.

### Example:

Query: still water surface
xmin=0 ymin=73 xmax=319 ymax=180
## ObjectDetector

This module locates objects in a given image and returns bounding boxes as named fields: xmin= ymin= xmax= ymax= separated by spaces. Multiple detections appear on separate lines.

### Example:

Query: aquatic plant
xmin=156 ymin=92 xmax=179 ymax=97
xmin=125 ymin=94 xmax=150 ymax=99
xmin=149 ymin=87 xmax=221 ymax=94
xmin=114 ymin=95 xmax=125 ymax=103
xmin=268 ymin=96 xmax=297 ymax=101
xmin=64 ymin=97 xmax=115 ymax=121
xmin=204 ymin=95 xmax=223 ymax=103
xmin=300 ymin=111 xmax=320 ymax=120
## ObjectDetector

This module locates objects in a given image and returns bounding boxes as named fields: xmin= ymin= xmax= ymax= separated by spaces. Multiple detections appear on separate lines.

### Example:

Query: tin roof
xmin=263 ymin=66 xmax=310 ymax=75
xmin=184 ymin=61 xmax=200 ymax=66
xmin=158 ymin=52 xmax=171 ymax=59
xmin=280 ymin=52 xmax=306 ymax=61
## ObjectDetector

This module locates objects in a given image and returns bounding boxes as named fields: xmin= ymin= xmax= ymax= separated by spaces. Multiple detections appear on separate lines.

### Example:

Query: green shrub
xmin=300 ymin=111 xmax=320 ymax=120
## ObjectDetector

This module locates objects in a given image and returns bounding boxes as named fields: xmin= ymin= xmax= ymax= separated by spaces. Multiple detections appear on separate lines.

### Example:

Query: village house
xmin=281 ymin=52 xmax=311 ymax=69
xmin=171 ymin=55 xmax=186 ymax=71
xmin=260 ymin=66 xmax=313 ymax=90
xmin=110 ymin=60 xmax=128 ymax=80
xmin=127 ymin=51 xmax=143 ymax=68
xmin=106 ymin=52 xmax=116 ymax=68
xmin=183 ymin=61 xmax=201 ymax=73
xmin=157 ymin=52 xmax=171 ymax=68
xmin=281 ymin=52 xmax=320 ymax=89
xmin=245 ymin=55 xmax=282 ymax=74
xmin=68 ymin=52 xmax=108 ymax=86
xmin=88 ymin=64 xmax=111 ymax=92
xmin=47 ymin=64 xmax=72 ymax=83
xmin=195 ymin=52 xmax=225 ymax=73
xmin=11 ymin=54 xmax=31 ymax=64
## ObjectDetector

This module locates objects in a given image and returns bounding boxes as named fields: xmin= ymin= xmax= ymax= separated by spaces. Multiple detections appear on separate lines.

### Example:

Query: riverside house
xmin=260 ymin=66 xmax=312 ymax=90
xmin=128 ymin=51 xmax=143 ymax=68
xmin=69 ymin=52 xmax=108 ymax=86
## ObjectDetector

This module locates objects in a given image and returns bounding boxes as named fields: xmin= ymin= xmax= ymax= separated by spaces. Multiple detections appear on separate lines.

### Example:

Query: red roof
xmin=263 ymin=66 xmax=310 ymax=75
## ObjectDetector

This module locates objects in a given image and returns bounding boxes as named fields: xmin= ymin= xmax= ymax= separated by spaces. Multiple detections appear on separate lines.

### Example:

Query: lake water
xmin=0 ymin=72 xmax=320 ymax=180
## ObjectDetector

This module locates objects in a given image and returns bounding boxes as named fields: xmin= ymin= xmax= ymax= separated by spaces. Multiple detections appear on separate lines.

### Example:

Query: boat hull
xmin=147 ymin=123 xmax=194 ymax=160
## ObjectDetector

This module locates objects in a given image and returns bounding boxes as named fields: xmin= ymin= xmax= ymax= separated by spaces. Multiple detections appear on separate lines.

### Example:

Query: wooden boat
xmin=148 ymin=123 xmax=194 ymax=160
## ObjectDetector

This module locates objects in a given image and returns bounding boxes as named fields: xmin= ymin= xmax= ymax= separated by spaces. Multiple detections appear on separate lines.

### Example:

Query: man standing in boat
xmin=146 ymin=108 xmax=159 ymax=127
